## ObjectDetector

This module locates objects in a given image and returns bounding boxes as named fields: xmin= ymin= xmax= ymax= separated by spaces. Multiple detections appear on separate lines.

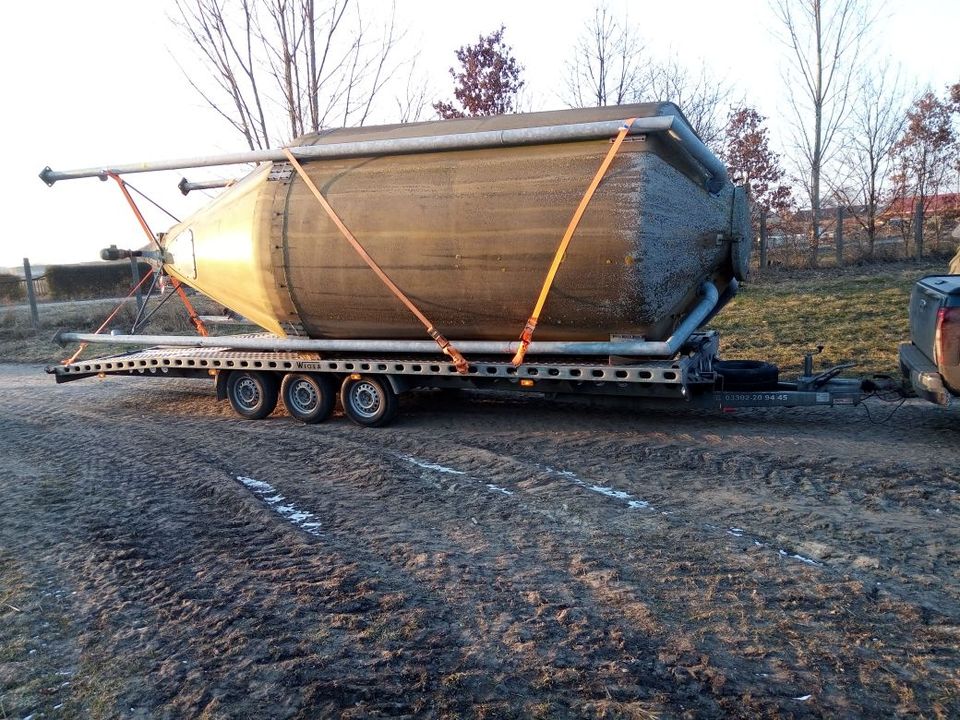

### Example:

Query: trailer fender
xmin=383 ymin=373 xmax=412 ymax=395
xmin=215 ymin=370 xmax=229 ymax=401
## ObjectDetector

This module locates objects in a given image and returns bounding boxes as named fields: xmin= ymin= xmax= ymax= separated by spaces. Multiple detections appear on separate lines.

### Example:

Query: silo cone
xmin=161 ymin=103 xmax=751 ymax=342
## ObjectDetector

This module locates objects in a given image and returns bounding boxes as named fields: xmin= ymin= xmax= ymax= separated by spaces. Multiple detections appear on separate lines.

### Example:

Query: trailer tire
xmin=281 ymin=373 xmax=336 ymax=424
xmin=226 ymin=371 xmax=279 ymax=420
xmin=340 ymin=375 xmax=398 ymax=428
xmin=714 ymin=360 xmax=779 ymax=391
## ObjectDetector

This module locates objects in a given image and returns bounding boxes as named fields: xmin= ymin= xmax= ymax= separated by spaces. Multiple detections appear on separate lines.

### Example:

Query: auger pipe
xmin=178 ymin=177 xmax=234 ymax=195
xmin=56 ymin=283 xmax=719 ymax=358
xmin=40 ymin=113 xmax=726 ymax=192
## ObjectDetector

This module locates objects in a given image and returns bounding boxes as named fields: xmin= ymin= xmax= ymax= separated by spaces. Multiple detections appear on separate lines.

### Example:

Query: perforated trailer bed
xmin=47 ymin=331 xmax=876 ymax=427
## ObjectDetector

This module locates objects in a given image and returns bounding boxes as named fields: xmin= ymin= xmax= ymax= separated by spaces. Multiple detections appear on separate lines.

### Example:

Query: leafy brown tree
xmin=433 ymin=26 xmax=524 ymax=119
xmin=892 ymin=87 xmax=957 ymax=256
xmin=723 ymin=107 xmax=792 ymax=216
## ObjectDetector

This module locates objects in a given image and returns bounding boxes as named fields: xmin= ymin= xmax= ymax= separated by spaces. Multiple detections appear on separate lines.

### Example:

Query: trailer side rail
xmin=48 ymin=345 xmax=710 ymax=391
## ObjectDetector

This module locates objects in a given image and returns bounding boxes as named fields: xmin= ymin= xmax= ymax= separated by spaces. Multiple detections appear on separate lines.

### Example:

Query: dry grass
xmin=710 ymin=258 xmax=950 ymax=377
xmin=0 ymin=295 xmax=235 ymax=364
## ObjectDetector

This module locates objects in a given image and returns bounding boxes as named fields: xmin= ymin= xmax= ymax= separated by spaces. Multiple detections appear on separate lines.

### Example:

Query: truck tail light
xmin=935 ymin=307 xmax=960 ymax=367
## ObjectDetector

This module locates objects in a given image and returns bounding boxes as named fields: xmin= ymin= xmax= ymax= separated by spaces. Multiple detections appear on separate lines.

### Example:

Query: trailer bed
xmin=46 ymin=329 xmax=876 ymax=426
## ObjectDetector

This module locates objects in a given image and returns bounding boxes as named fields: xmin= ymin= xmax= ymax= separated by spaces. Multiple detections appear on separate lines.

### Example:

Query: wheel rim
xmin=234 ymin=376 xmax=261 ymax=410
xmin=349 ymin=381 xmax=382 ymax=419
xmin=288 ymin=378 xmax=319 ymax=414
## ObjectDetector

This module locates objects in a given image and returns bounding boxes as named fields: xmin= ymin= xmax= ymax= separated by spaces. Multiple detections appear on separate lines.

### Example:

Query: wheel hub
xmin=352 ymin=381 xmax=382 ymax=417
xmin=290 ymin=380 xmax=318 ymax=412
xmin=236 ymin=377 xmax=260 ymax=408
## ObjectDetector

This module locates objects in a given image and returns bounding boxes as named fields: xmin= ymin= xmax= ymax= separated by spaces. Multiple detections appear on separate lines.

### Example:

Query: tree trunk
xmin=914 ymin=201 xmax=924 ymax=260
xmin=835 ymin=205 xmax=844 ymax=266
xmin=759 ymin=212 xmax=768 ymax=271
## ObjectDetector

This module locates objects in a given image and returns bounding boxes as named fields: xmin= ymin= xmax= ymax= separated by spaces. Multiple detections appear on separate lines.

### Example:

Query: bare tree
xmin=172 ymin=0 xmax=404 ymax=149
xmin=394 ymin=54 xmax=430 ymax=124
xmin=830 ymin=63 xmax=907 ymax=258
xmin=772 ymin=0 xmax=876 ymax=266
xmin=642 ymin=57 xmax=736 ymax=152
xmin=561 ymin=5 xmax=733 ymax=151
xmin=562 ymin=4 xmax=646 ymax=108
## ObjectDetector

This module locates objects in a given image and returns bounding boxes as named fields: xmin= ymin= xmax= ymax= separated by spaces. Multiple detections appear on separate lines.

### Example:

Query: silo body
xmin=162 ymin=103 xmax=749 ymax=342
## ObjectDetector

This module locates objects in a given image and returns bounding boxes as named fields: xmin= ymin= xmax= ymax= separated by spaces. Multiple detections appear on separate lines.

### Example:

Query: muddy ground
xmin=0 ymin=364 xmax=958 ymax=718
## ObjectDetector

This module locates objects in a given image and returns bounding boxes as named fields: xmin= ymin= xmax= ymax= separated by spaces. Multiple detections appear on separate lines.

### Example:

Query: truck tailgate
xmin=910 ymin=276 xmax=960 ymax=362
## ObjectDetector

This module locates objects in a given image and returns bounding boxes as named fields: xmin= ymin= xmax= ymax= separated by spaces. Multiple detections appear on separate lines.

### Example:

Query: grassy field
xmin=0 ymin=257 xmax=953 ymax=375
xmin=710 ymin=258 xmax=951 ymax=377
xmin=0 ymin=295 xmax=232 ymax=364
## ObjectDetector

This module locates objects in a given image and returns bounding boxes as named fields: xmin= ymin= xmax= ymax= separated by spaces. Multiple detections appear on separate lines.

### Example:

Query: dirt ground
xmin=1 ymin=364 xmax=958 ymax=719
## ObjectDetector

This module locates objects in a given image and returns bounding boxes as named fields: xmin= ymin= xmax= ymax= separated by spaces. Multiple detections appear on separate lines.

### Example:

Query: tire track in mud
xmin=385 ymin=393 xmax=960 ymax=607
xmin=221 ymin=414 xmax=956 ymax=716
xmin=3 ymin=368 xmax=960 ymax=717
xmin=1 ymin=415 xmax=470 ymax=717
xmin=1 ymin=379 xmax=688 ymax=716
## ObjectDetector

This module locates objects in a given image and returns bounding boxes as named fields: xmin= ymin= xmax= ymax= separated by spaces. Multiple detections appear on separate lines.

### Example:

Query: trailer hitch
xmin=806 ymin=363 xmax=857 ymax=389
xmin=798 ymin=346 xmax=857 ymax=390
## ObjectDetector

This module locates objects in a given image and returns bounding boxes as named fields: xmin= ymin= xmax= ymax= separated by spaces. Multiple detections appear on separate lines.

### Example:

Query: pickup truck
xmin=900 ymin=275 xmax=960 ymax=406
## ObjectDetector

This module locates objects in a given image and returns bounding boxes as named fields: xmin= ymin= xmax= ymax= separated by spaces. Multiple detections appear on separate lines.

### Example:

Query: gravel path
xmin=1 ymin=364 xmax=958 ymax=718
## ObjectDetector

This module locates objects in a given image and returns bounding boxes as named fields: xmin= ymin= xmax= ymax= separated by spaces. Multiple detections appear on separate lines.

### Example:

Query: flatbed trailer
xmin=47 ymin=331 xmax=875 ymax=427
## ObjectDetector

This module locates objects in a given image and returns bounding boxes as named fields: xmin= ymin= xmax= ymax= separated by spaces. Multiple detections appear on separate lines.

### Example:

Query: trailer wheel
xmin=226 ymin=371 xmax=279 ymax=420
xmin=340 ymin=375 xmax=398 ymax=427
xmin=714 ymin=360 xmax=779 ymax=391
xmin=281 ymin=373 xmax=336 ymax=424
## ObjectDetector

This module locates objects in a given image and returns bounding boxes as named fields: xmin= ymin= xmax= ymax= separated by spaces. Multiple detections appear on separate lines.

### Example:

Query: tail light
xmin=935 ymin=307 xmax=960 ymax=367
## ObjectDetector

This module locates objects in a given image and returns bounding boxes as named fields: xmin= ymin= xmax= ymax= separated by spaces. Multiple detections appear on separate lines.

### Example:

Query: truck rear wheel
xmin=340 ymin=375 xmax=398 ymax=427
xmin=281 ymin=373 xmax=336 ymax=424
xmin=226 ymin=371 xmax=279 ymax=420
xmin=714 ymin=360 xmax=779 ymax=391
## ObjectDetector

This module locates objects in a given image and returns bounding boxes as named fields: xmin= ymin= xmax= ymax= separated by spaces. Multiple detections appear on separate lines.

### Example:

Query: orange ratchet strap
xmin=62 ymin=268 xmax=156 ymax=365
xmin=282 ymin=148 xmax=469 ymax=374
xmin=511 ymin=118 xmax=637 ymax=367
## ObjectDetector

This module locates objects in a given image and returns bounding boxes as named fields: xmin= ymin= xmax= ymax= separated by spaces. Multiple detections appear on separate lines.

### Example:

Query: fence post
xmin=129 ymin=256 xmax=143 ymax=311
xmin=914 ymin=201 xmax=924 ymax=260
xmin=758 ymin=212 xmax=767 ymax=271
xmin=23 ymin=258 xmax=40 ymax=331
xmin=835 ymin=206 xmax=844 ymax=267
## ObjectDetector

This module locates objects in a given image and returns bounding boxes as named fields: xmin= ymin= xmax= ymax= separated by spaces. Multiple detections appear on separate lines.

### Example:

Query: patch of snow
xmin=399 ymin=454 xmax=515 ymax=498
xmin=776 ymin=548 xmax=821 ymax=566
xmin=400 ymin=455 xmax=465 ymax=475
xmin=237 ymin=476 xmax=322 ymax=537
xmin=588 ymin=484 xmax=632 ymax=501
xmin=542 ymin=466 xmax=653 ymax=511
xmin=236 ymin=476 xmax=274 ymax=493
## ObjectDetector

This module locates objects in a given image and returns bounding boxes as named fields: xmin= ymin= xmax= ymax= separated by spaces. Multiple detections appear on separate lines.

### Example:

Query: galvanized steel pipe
xmin=56 ymin=282 xmax=719 ymax=358
xmin=40 ymin=113 xmax=726 ymax=192
xmin=178 ymin=177 xmax=234 ymax=195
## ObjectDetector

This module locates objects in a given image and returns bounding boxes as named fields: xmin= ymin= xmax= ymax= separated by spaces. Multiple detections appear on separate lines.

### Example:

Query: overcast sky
xmin=1 ymin=0 xmax=957 ymax=269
